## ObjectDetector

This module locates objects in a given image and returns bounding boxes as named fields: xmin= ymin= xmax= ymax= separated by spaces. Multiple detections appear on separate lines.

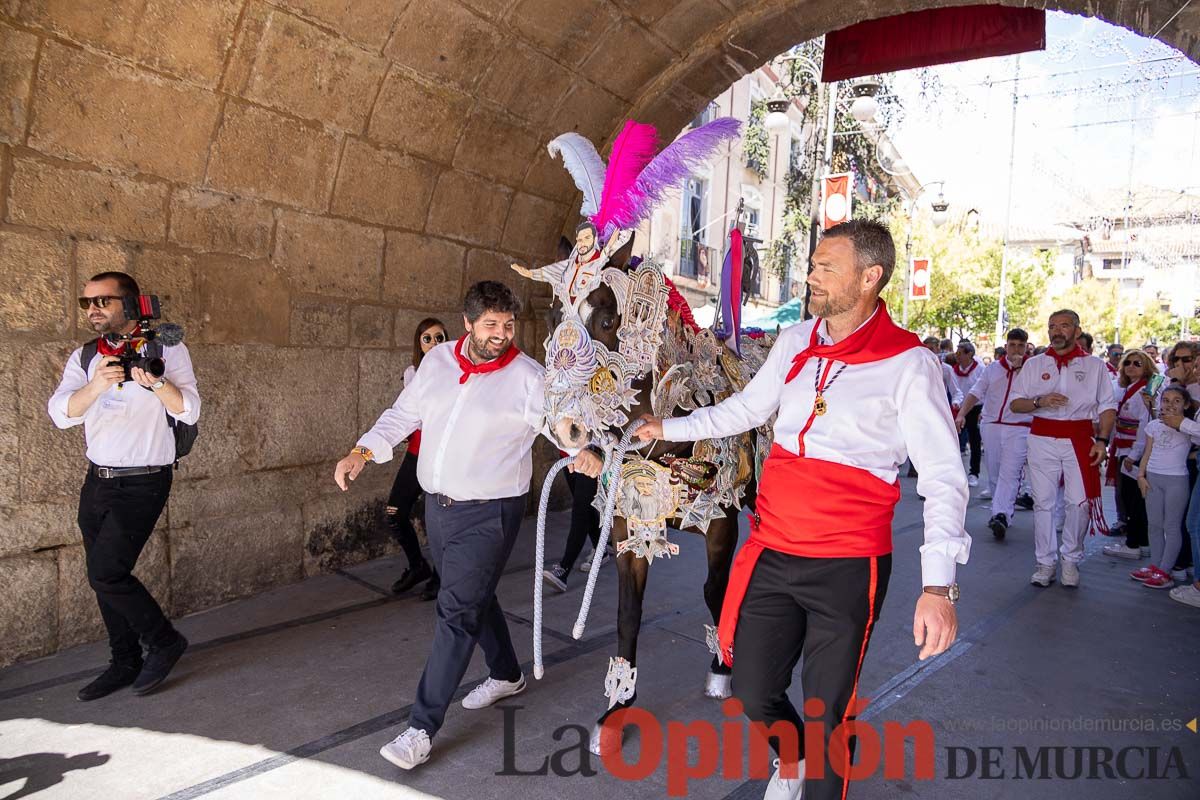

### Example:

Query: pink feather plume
xmin=590 ymin=120 xmax=659 ymax=238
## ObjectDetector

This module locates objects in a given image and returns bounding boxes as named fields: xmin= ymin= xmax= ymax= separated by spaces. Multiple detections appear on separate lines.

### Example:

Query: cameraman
xmin=48 ymin=271 xmax=200 ymax=701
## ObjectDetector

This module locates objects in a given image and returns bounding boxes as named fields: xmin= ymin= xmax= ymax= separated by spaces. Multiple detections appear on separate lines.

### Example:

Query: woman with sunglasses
xmin=386 ymin=318 xmax=448 ymax=598
xmin=1103 ymin=350 xmax=1157 ymax=561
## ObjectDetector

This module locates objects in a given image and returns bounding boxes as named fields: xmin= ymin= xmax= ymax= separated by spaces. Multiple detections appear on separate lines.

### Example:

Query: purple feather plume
xmin=627 ymin=117 xmax=742 ymax=228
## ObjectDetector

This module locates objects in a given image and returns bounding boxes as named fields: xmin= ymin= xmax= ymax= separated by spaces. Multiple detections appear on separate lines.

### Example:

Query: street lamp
xmin=902 ymin=180 xmax=949 ymax=328
xmin=764 ymin=89 xmax=791 ymax=132
xmin=849 ymin=79 xmax=881 ymax=124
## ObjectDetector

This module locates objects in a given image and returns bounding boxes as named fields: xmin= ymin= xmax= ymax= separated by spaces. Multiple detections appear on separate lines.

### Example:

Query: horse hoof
xmin=589 ymin=722 xmax=624 ymax=757
xmin=704 ymin=671 xmax=732 ymax=699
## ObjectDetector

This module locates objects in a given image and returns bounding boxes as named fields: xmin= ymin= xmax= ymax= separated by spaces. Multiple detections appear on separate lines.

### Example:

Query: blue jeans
xmin=1186 ymin=476 xmax=1200 ymax=582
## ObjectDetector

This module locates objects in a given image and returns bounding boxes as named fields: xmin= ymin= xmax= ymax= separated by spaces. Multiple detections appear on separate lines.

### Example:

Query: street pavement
xmin=2 ymin=468 xmax=1197 ymax=800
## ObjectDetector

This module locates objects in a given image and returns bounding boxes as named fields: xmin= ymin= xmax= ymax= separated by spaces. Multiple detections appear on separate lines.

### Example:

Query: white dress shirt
xmin=661 ymin=313 xmax=971 ymax=586
xmin=967 ymin=358 xmax=1032 ymax=426
xmin=948 ymin=360 xmax=982 ymax=407
xmin=357 ymin=341 xmax=557 ymax=501
xmin=941 ymin=362 xmax=963 ymax=407
xmin=48 ymin=343 xmax=202 ymax=467
xmin=1010 ymin=352 xmax=1118 ymax=422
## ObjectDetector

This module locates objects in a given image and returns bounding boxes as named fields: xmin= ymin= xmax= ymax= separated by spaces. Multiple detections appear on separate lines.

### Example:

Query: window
xmin=690 ymin=102 xmax=718 ymax=129
xmin=679 ymin=178 xmax=709 ymax=279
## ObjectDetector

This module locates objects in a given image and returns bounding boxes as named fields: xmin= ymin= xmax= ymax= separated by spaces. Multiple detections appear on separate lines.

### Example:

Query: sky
xmin=880 ymin=11 xmax=1200 ymax=228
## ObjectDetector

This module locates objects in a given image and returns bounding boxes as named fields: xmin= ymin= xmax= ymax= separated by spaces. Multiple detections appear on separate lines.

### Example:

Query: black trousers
xmin=558 ymin=471 xmax=600 ymax=572
xmin=1118 ymin=473 xmax=1148 ymax=549
xmin=77 ymin=469 xmax=176 ymax=663
xmin=732 ymin=549 xmax=891 ymax=800
xmin=410 ymin=493 xmax=525 ymax=737
xmin=962 ymin=406 xmax=982 ymax=476
xmin=386 ymin=454 xmax=427 ymax=569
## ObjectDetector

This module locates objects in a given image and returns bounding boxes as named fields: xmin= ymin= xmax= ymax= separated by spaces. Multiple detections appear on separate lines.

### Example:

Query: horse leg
xmin=590 ymin=517 xmax=649 ymax=755
xmin=701 ymin=511 xmax=739 ymax=698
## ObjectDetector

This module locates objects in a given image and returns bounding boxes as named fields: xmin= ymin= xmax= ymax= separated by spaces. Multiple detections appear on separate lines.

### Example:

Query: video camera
xmin=100 ymin=295 xmax=185 ymax=383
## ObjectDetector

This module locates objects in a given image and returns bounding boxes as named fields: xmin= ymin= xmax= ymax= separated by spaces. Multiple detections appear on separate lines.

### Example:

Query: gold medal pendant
xmin=814 ymin=394 xmax=827 ymax=416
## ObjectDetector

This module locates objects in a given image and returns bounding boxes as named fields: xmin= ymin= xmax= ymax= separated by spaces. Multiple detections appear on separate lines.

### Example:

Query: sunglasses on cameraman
xmin=420 ymin=332 xmax=447 ymax=345
xmin=78 ymin=295 xmax=121 ymax=310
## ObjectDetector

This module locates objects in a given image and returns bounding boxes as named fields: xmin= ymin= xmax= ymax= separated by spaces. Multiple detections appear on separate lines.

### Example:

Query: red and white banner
xmin=910 ymin=256 xmax=931 ymax=300
xmin=821 ymin=172 xmax=853 ymax=230
xmin=822 ymin=7 xmax=1046 ymax=82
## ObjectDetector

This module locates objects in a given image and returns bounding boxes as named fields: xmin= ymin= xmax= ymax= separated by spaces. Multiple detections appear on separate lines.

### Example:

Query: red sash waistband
xmin=717 ymin=445 xmax=899 ymax=665
xmin=1030 ymin=418 xmax=1093 ymax=439
xmin=1028 ymin=417 xmax=1108 ymax=534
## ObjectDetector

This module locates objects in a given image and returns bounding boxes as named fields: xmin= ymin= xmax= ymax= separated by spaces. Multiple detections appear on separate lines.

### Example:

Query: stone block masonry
xmin=0 ymin=0 xmax=1194 ymax=667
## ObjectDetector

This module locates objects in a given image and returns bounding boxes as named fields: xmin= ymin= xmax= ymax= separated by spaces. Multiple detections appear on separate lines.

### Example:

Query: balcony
xmin=679 ymin=238 xmax=718 ymax=284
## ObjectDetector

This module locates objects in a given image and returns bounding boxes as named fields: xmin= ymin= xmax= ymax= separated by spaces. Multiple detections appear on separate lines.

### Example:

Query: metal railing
xmin=679 ymin=239 xmax=717 ymax=283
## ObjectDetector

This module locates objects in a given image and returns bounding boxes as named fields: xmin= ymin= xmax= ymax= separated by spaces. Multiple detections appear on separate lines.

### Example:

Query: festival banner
xmin=910 ymin=256 xmax=931 ymax=300
xmin=821 ymin=172 xmax=853 ymax=230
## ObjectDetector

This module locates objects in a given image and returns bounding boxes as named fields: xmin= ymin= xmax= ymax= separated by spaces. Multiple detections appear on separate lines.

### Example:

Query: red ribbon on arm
xmin=783 ymin=300 xmax=922 ymax=384
xmin=454 ymin=335 xmax=521 ymax=384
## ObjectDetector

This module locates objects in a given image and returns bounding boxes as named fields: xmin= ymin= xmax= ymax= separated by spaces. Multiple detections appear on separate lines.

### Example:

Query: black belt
xmin=89 ymin=464 xmax=170 ymax=479
xmin=433 ymin=494 xmax=492 ymax=508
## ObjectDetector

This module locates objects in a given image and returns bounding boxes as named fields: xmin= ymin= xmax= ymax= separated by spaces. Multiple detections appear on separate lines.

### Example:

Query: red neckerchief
xmin=1107 ymin=362 xmax=1119 ymax=376
xmin=1000 ymin=357 xmax=1021 ymax=377
xmin=784 ymin=300 xmax=921 ymax=384
xmin=1049 ymin=344 xmax=1088 ymax=371
xmin=567 ymin=249 xmax=602 ymax=302
xmin=952 ymin=360 xmax=978 ymax=377
xmin=96 ymin=326 xmax=144 ymax=356
xmin=454 ymin=335 xmax=521 ymax=384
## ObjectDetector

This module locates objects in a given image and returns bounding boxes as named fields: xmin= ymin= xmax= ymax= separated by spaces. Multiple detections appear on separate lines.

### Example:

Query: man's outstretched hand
xmin=635 ymin=414 xmax=663 ymax=442
xmin=913 ymin=593 xmax=958 ymax=661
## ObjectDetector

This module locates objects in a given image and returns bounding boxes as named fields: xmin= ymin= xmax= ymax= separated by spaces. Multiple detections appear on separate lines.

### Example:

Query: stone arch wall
xmin=0 ymin=0 xmax=1194 ymax=665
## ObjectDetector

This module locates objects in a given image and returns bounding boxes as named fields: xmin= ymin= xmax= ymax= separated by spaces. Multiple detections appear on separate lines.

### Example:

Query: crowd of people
xmin=940 ymin=325 xmax=1200 ymax=607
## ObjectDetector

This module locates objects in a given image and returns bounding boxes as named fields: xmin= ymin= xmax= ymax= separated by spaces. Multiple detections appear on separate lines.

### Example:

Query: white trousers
xmin=1026 ymin=434 xmax=1089 ymax=565
xmin=983 ymin=423 xmax=1030 ymax=518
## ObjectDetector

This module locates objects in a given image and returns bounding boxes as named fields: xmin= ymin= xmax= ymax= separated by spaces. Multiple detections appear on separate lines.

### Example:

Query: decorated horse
xmin=510 ymin=119 xmax=778 ymax=754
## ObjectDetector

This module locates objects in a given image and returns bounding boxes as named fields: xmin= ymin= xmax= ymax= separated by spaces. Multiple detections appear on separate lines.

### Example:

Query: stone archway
xmin=0 ymin=0 xmax=1194 ymax=664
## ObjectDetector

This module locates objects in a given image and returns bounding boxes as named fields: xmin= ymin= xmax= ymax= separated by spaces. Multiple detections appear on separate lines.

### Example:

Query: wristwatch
xmin=1095 ymin=435 xmax=1110 ymax=444
xmin=922 ymin=584 xmax=960 ymax=604
xmin=149 ymin=378 xmax=167 ymax=392
xmin=352 ymin=446 xmax=374 ymax=462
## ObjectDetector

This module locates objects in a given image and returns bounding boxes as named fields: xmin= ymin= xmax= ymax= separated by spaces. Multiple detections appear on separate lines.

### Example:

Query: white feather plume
xmin=547 ymin=132 xmax=607 ymax=218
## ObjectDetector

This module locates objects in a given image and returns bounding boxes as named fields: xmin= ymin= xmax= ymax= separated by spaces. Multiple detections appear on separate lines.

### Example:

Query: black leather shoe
xmin=132 ymin=634 xmax=188 ymax=696
xmin=1015 ymin=493 xmax=1034 ymax=511
xmin=77 ymin=661 xmax=142 ymax=702
xmin=391 ymin=561 xmax=433 ymax=595
xmin=988 ymin=513 xmax=1008 ymax=540
xmin=419 ymin=574 xmax=440 ymax=602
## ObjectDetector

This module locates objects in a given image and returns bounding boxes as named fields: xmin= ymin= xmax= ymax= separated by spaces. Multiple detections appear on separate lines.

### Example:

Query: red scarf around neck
xmin=96 ymin=325 xmax=144 ymax=356
xmin=1049 ymin=344 xmax=1088 ymax=371
xmin=784 ymin=300 xmax=921 ymax=384
xmin=454 ymin=335 xmax=521 ymax=384
xmin=952 ymin=359 xmax=978 ymax=377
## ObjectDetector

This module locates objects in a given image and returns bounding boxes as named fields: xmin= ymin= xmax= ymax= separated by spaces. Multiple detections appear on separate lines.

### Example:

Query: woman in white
xmin=1103 ymin=350 xmax=1156 ymax=561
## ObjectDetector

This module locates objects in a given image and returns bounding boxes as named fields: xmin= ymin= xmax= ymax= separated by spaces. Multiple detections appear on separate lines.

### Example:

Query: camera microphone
xmin=157 ymin=323 xmax=185 ymax=347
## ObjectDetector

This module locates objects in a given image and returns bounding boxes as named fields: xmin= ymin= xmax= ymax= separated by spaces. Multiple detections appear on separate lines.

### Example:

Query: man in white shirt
xmin=48 ymin=272 xmax=201 ymax=701
xmin=635 ymin=220 xmax=970 ymax=800
xmin=950 ymin=341 xmax=984 ymax=486
xmin=956 ymin=328 xmax=1033 ymax=540
xmin=1010 ymin=310 xmax=1116 ymax=588
xmin=333 ymin=281 xmax=601 ymax=771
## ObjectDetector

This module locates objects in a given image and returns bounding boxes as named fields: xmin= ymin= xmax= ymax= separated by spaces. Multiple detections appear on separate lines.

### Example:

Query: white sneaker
xmin=380 ymin=727 xmax=431 ymax=769
xmin=1030 ymin=563 xmax=1056 ymax=587
xmin=967 ymin=474 xmax=979 ymax=487
xmin=1169 ymin=583 xmax=1200 ymax=608
xmin=979 ymin=487 xmax=992 ymax=498
xmin=764 ymin=758 xmax=805 ymax=800
xmin=461 ymin=675 xmax=526 ymax=710
xmin=1061 ymin=561 xmax=1080 ymax=588
xmin=1103 ymin=543 xmax=1141 ymax=560
xmin=577 ymin=549 xmax=612 ymax=573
